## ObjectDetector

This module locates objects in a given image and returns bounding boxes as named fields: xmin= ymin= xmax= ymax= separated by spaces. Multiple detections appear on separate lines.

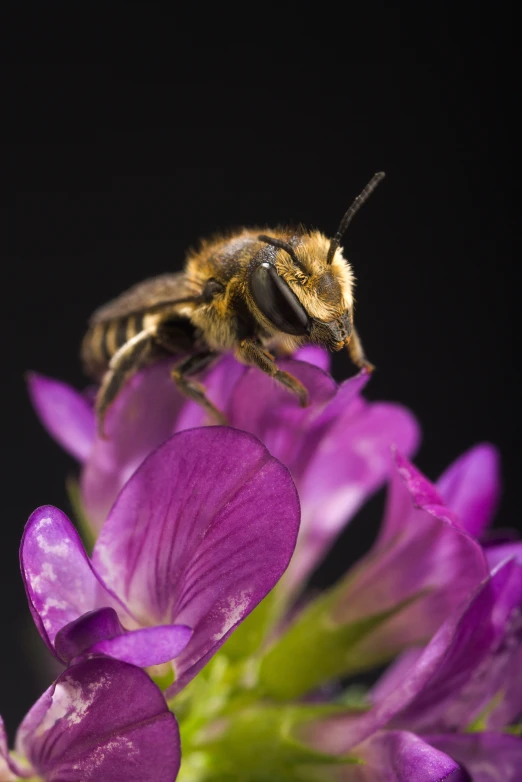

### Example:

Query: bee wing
xmin=89 ymin=272 xmax=200 ymax=324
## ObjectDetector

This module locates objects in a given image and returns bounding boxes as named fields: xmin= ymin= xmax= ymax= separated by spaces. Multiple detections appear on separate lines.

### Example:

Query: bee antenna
xmin=257 ymin=234 xmax=306 ymax=271
xmin=326 ymin=172 xmax=386 ymax=265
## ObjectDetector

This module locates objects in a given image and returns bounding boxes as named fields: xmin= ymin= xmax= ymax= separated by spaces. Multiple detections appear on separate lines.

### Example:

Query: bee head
xmin=250 ymin=172 xmax=385 ymax=351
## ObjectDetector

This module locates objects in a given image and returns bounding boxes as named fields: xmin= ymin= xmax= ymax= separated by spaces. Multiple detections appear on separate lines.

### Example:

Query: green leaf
xmin=258 ymin=587 xmax=423 ymax=700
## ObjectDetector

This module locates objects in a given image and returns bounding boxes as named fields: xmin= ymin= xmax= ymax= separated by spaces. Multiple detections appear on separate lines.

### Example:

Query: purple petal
xmin=81 ymin=359 xmax=187 ymax=531
xmin=54 ymin=607 xmax=126 ymax=664
xmin=17 ymin=657 xmax=180 ymax=782
xmin=328 ymin=455 xmax=488 ymax=655
xmin=348 ymin=731 xmax=465 ymax=782
xmin=298 ymin=561 xmax=522 ymax=755
xmin=92 ymin=427 xmax=300 ymax=693
xmin=312 ymin=370 xmax=372 ymax=428
xmin=370 ymin=648 xmax=425 ymax=704
xmin=27 ymin=372 xmax=95 ymax=462
xmin=174 ymin=353 xmax=247 ymax=430
xmin=377 ymin=451 xmax=445 ymax=549
xmin=485 ymin=541 xmax=522 ymax=570
xmin=389 ymin=560 xmax=522 ymax=734
xmin=293 ymin=345 xmax=331 ymax=372
xmin=426 ymin=733 xmax=522 ymax=782
xmin=436 ymin=444 xmax=501 ymax=538
xmin=288 ymin=402 xmax=420 ymax=592
xmin=229 ymin=358 xmax=337 ymax=469
xmin=20 ymin=506 xmax=118 ymax=654
xmin=89 ymin=624 xmax=192 ymax=667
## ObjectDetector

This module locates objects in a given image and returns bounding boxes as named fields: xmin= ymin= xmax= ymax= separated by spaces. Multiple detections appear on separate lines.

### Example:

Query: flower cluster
xmin=2 ymin=349 xmax=519 ymax=781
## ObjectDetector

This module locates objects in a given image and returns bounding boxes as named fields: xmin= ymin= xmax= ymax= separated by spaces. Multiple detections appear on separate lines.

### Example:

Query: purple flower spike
xmin=1 ymin=657 xmax=180 ymax=781
xmin=21 ymin=427 xmax=300 ymax=692
xmin=28 ymin=353 xmax=418 ymax=565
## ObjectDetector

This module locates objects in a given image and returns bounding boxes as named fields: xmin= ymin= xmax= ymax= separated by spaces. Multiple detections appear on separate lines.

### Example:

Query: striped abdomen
xmin=81 ymin=314 xmax=146 ymax=379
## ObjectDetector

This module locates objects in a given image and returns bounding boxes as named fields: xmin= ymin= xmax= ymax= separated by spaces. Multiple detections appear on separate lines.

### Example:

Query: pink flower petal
xmin=91 ymin=427 xmax=300 ymax=693
xmin=90 ymin=624 xmax=192 ymax=667
xmin=27 ymin=373 xmax=95 ymax=462
xmin=297 ymin=561 xmax=522 ymax=755
xmin=426 ymin=732 xmax=522 ymax=782
xmin=288 ymin=403 xmax=420 ymax=592
xmin=293 ymin=345 xmax=331 ymax=372
xmin=18 ymin=658 xmax=180 ymax=782
xmin=350 ymin=730 xmax=464 ymax=782
xmin=20 ymin=506 xmax=117 ymax=653
xmin=81 ymin=360 xmax=187 ymax=531
xmin=436 ymin=443 xmax=502 ymax=538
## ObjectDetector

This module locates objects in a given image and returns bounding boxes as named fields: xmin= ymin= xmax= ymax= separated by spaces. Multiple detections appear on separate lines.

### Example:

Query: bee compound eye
xmin=249 ymin=262 xmax=310 ymax=336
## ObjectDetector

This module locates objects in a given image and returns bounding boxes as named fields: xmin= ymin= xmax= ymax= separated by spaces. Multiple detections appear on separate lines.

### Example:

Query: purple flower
xmin=1 ymin=657 xmax=180 ymax=781
xmin=294 ymin=559 xmax=522 ymax=780
xmin=257 ymin=451 xmax=489 ymax=699
xmin=21 ymin=427 xmax=300 ymax=696
xmin=436 ymin=442 xmax=522 ymax=573
xmin=27 ymin=349 xmax=419 ymax=599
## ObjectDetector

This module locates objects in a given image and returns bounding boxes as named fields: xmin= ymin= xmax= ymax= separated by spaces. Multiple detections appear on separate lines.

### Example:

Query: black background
xmin=1 ymin=4 xmax=517 ymax=738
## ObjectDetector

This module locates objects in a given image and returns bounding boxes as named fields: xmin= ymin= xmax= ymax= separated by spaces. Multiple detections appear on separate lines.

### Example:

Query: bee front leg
xmin=235 ymin=339 xmax=309 ymax=407
xmin=346 ymin=326 xmax=375 ymax=373
xmin=171 ymin=352 xmax=228 ymax=426
xmin=96 ymin=330 xmax=153 ymax=437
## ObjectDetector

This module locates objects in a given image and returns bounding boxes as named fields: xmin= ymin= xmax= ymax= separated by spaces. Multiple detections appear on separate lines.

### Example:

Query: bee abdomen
xmin=81 ymin=315 xmax=143 ymax=377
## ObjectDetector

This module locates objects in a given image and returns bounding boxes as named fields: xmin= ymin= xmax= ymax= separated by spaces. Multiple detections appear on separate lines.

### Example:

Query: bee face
xmin=249 ymin=233 xmax=354 ymax=350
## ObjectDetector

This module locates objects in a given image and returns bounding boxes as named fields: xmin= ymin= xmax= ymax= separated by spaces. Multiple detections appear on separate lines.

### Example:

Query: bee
xmin=81 ymin=172 xmax=385 ymax=434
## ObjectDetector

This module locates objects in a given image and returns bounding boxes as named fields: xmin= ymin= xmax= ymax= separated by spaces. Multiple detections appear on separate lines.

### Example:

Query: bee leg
xmin=235 ymin=339 xmax=309 ymax=407
xmin=346 ymin=327 xmax=375 ymax=373
xmin=171 ymin=352 xmax=228 ymax=425
xmin=96 ymin=330 xmax=153 ymax=437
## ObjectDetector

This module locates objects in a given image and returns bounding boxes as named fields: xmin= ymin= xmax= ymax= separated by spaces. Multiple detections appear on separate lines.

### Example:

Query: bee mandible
xmin=81 ymin=172 xmax=385 ymax=434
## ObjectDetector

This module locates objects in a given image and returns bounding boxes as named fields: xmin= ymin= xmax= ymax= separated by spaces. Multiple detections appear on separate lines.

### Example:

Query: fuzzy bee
xmin=81 ymin=172 xmax=385 ymax=434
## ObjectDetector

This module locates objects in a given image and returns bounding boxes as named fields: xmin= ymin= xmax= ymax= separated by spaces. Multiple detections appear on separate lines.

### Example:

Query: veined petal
xmin=27 ymin=372 xmax=95 ymax=463
xmin=436 ymin=444 xmax=501 ymax=538
xmin=92 ymin=427 xmax=300 ymax=693
xmin=81 ymin=360 xmax=187 ymax=531
xmin=426 ymin=733 xmax=522 ymax=782
xmin=18 ymin=657 xmax=180 ymax=782
xmin=20 ymin=506 xmax=116 ymax=653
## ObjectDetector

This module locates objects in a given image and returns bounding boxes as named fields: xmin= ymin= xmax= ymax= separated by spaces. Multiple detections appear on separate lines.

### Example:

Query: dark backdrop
xmin=1 ymin=5 xmax=516 ymax=737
